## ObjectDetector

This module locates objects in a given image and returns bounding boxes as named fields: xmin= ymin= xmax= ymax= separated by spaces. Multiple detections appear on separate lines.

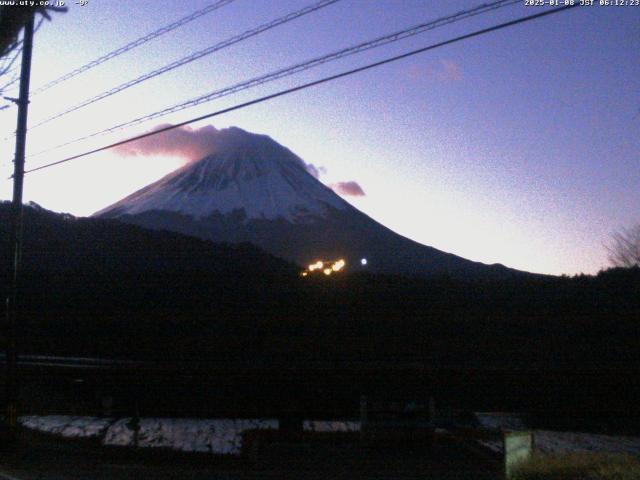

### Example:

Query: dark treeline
xmin=0 ymin=202 xmax=638 ymax=367
xmin=2 ymin=203 xmax=640 ymax=427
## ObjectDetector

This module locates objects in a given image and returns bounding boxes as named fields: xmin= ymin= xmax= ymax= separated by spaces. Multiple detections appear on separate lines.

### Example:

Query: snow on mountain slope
xmin=96 ymin=127 xmax=348 ymax=222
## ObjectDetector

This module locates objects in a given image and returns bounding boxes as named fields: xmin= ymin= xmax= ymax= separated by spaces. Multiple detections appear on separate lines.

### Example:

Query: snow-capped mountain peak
xmin=96 ymin=127 xmax=349 ymax=222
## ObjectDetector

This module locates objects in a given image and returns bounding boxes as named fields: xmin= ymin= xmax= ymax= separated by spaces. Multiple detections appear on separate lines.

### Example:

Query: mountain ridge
xmin=95 ymin=126 xmax=530 ymax=279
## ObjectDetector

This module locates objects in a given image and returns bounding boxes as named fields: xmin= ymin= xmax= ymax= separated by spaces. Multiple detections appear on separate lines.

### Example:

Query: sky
xmin=0 ymin=0 xmax=638 ymax=276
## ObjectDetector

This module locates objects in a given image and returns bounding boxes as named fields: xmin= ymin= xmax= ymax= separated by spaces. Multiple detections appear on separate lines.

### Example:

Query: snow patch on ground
xmin=23 ymin=415 xmax=640 ymax=458
xmin=533 ymin=430 xmax=640 ymax=455
xmin=104 ymin=418 xmax=277 ymax=455
xmin=303 ymin=420 xmax=360 ymax=432
xmin=472 ymin=413 xmax=640 ymax=456
xmin=478 ymin=431 xmax=640 ymax=456
xmin=19 ymin=415 xmax=113 ymax=438
xmin=19 ymin=416 xmax=361 ymax=455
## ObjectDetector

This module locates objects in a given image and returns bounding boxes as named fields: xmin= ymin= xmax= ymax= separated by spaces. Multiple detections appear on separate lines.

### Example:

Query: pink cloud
xmin=407 ymin=64 xmax=423 ymax=80
xmin=330 ymin=181 xmax=365 ymax=197
xmin=440 ymin=60 xmax=462 ymax=81
xmin=407 ymin=59 xmax=463 ymax=82
xmin=113 ymin=124 xmax=220 ymax=162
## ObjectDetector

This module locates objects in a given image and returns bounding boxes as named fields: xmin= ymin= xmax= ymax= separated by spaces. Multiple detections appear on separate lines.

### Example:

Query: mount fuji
xmin=95 ymin=127 xmax=521 ymax=279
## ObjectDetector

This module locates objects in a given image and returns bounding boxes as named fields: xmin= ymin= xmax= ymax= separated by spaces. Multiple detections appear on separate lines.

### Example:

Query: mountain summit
xmin=95 ymin=127 xmax=522 ymax=278
xmin=97 ymin=127 xmax=348 ymax=223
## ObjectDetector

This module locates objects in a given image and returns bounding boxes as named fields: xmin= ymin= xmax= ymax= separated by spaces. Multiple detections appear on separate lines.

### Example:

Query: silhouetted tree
xmin=607 ymin=224 xmax=640 ymax=268
xmin=0 ymin=5 xmax=65 ymax=97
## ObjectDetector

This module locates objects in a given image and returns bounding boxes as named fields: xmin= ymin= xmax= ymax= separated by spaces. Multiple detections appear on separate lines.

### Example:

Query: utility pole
xmin=5 ymin=12 xmax=35 ymax=430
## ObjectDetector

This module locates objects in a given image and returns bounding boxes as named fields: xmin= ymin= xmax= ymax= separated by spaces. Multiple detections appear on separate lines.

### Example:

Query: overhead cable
xmin=22 ymin=4 xmax=578 ymax=176
xmin=28 ymin=0 xmax=340 ymax=129
xmin=30 ymin=0 xmax=237 ymax=96
xmin=29 ymin=0 xmax=518 ymax=156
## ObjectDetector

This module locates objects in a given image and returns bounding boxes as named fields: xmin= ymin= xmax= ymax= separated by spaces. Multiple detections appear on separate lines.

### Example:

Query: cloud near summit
xmin=113 ymin=124 xmax=220 ymax=162
xmin=329 ymin=181 xmax=365 ymax=197
xmin=114 ymin=123 xmax=365 ymax=196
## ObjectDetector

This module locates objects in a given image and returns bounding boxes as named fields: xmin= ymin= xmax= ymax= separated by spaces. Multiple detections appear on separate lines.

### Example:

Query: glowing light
xmin=301 ymin=258 xmax=347 ymax=278
xmin=360 ymin=258 xmax=368 ymax=266
xmin=332 ymin=259 xmax=346 ymax=271
xmin=308 ymin=261 xmax=323 ymax=271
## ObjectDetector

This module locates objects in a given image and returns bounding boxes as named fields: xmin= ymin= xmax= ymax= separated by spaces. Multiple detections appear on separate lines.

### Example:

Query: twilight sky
xmin=0 ymin=0 xmax=638 ymax=275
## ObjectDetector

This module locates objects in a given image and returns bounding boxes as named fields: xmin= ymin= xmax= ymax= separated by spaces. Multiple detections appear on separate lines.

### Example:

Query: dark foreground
xmin=2 ymin=204 xmax=640 ymax=433
xmin=0 ymin=429 xmax=499 ymax=480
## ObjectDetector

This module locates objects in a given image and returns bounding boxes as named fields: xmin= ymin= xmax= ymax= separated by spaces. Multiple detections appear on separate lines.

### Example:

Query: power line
xmin=99 ymin=0 xmax=522 ymax=136
xmin=0 ymin=17 xmax=43 ymax=92
xmin=0 ymin=60 xmax=21 ymax=94
xmin=29 ymin=0 xmax=236 ymax=96
xmin=23 ymin=4 xmax=578 ymax=176
xmin=28 ymin=0 xmax=340 ymax=130
xmin=29 ymin=0 xmax=519 ymax=157
xmin=0 ymin=44 xmax=22 ymax=78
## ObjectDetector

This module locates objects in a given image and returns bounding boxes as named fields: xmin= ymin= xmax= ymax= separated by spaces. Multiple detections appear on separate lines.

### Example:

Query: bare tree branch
xmin=607 ymin=224 xmax=640 ymax=268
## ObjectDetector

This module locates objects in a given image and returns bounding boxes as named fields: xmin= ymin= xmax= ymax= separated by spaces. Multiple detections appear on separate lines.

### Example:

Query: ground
xmin=0 ymin=427 xmax=499 ymax=480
